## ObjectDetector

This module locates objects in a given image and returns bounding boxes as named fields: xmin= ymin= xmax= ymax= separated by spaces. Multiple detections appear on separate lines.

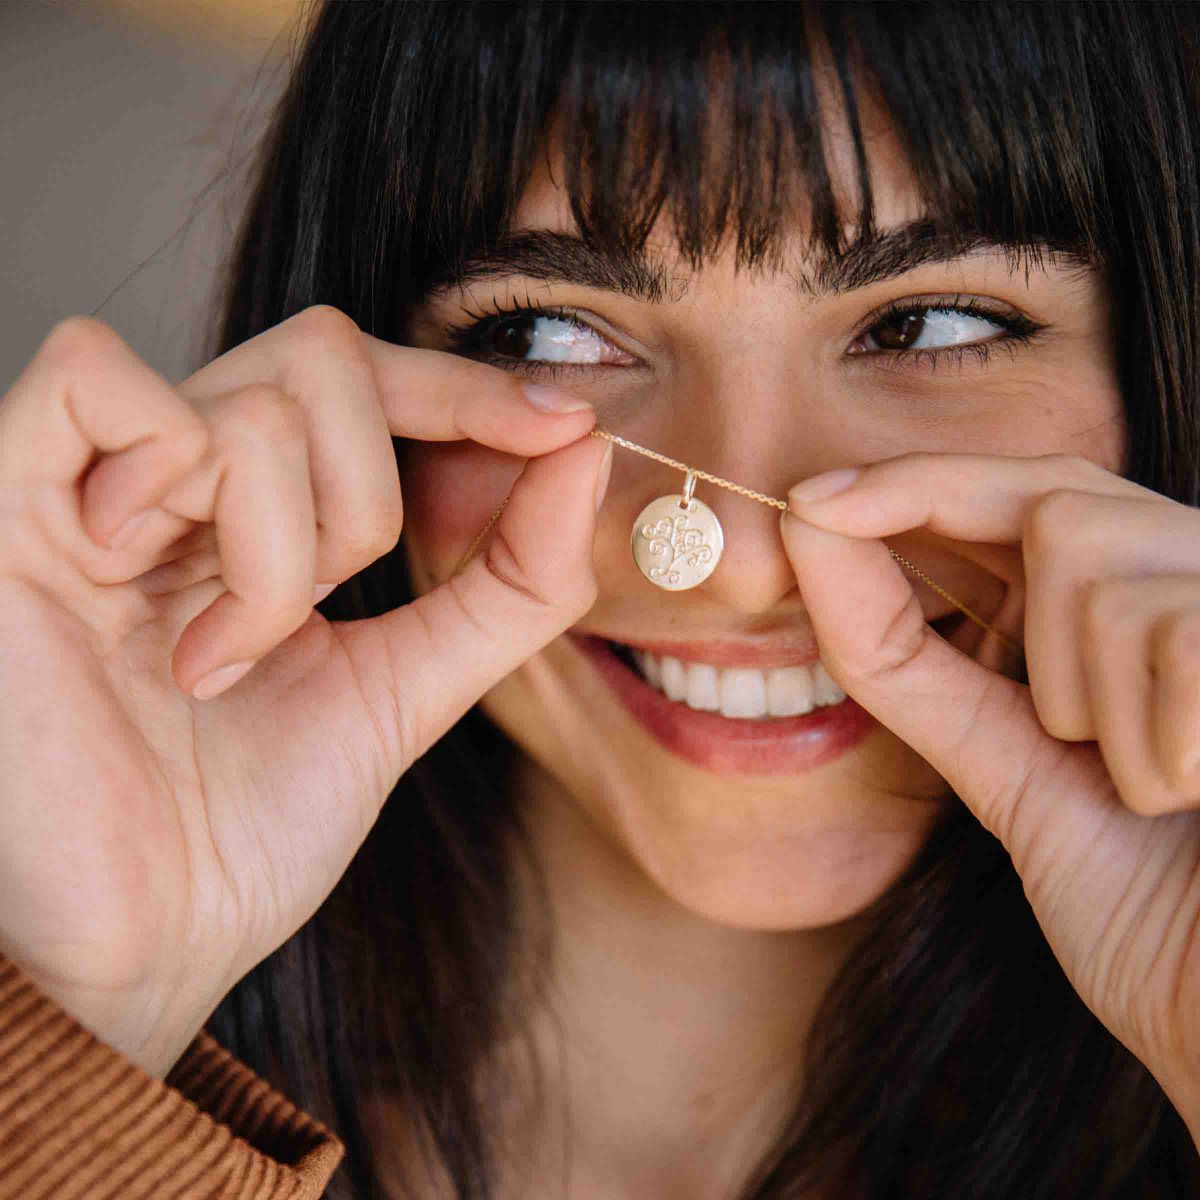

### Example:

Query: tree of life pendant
xmin=630 ymin=469 xmax=724 ymax=590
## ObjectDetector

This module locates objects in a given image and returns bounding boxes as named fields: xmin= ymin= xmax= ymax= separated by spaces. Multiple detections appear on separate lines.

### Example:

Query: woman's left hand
xmin=779 ymin=452 xmax=1200 ymax=1133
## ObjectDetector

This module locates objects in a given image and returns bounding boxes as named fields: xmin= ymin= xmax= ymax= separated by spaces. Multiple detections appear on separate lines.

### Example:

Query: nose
xmin=605 ymin=368 xmax=852 ymax=615
xmin=616 ymin=450 xmax=816 ymax=616
xmin=687 ymin=468 xmax=799 ymax=613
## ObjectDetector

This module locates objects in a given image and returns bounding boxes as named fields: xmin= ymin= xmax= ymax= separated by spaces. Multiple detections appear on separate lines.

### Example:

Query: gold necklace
xmin=452 ymin=427 xmax=1023 ymax=657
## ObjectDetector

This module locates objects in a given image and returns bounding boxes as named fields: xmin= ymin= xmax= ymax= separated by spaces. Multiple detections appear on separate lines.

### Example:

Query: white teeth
xmin=811 ymin=662 xmax=846 ymax=706
xmin=660 ymin=655 xmax=689 ymax=702
xmin=719 ymin=668 xmax=768 ymax=718
xmin=640 ymin=649 xmax=662 ymax=688
xmin=686 ymin=662 xmax=721 ymax=711
xmin=765 ymin=666 xmax=814 ymax=716
xmin=620 ymin=643 xmax=847 ymax=719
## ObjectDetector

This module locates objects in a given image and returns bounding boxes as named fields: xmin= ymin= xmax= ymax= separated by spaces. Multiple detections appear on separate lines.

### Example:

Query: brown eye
xmin=490 ymin=318 xmax=535 ymax=358
xmin=471 ymin=311 xmax=633 ymax=366
xmin=854 ymin=304 xmax=1014 ymax=357
xmin=870 ymin=311 xmax=926 ymax=350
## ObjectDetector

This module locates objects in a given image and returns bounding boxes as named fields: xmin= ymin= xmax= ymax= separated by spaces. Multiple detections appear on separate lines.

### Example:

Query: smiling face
xmin=396 ymin=67 xmax=1125 ymax=932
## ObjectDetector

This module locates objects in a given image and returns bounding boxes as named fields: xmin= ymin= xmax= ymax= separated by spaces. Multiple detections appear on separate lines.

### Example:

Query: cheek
xmin=399 ymin=441 xmax=524 ymax=588
xmin=874 ymin=379 xmax=1118 ymax=453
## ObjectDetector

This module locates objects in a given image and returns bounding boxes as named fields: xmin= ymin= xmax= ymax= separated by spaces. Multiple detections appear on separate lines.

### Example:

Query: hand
xmin=0 ymin=306 xmax=611 ymax=1077
xmin=780 ymin=451 xmax=1200 ymax=1126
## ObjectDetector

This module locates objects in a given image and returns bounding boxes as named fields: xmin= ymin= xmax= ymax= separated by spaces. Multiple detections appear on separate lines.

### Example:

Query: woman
xmin=1 ymin=1 xmax=1199 ymax=1196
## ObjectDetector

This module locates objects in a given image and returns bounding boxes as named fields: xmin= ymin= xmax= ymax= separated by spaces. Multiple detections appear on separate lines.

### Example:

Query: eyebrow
xmin=425 ymin=230 xmax=676 ymax=304
xmin=421 ymin=223 xmax=1095 ymax=305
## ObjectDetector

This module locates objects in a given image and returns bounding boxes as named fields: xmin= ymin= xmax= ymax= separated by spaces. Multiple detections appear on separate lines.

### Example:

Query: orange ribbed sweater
xmin=0 ymin=951 xmax=344 ymax=1198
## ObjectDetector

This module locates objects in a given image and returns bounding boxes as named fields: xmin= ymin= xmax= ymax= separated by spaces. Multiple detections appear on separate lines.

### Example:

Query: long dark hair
xmin=207 ymin=3 xmax=1200 ymax=1196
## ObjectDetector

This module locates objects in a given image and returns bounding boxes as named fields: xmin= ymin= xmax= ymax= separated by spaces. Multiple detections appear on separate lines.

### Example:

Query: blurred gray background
xmin=0 ymin=0 xmax=305 ymax=388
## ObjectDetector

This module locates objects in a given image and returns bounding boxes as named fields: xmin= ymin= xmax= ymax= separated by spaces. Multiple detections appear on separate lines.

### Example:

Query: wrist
xmin=97 ymin=981 xmax=228 ymax=1080
xmin=22 ymin=963 xmax=225 ymax=1080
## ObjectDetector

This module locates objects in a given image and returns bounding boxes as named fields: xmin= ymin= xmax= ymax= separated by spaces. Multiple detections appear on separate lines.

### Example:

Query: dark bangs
xmin=391 ymin=2 xmax=1116 ymax=276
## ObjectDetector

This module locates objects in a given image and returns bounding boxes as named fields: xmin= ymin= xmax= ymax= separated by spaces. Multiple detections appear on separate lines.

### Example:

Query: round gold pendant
xmin=630 ymin=470 xmax=724 ymax=590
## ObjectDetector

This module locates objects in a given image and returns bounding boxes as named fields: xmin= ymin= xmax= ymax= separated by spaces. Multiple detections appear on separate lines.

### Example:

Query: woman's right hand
xmin=0 ymin=305 xmax=611 ymax=1079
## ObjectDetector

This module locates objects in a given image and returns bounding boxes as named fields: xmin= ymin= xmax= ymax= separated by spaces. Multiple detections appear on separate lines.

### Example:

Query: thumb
xmin=365 ymin=432 xmax=613 ymax=771
xmin=778 ymin=506 xmax=1064 ymax=850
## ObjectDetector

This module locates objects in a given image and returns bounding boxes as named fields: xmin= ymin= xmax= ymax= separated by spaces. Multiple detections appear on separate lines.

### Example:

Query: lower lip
xmin=569 ymin=634 xmax=879 ymax=776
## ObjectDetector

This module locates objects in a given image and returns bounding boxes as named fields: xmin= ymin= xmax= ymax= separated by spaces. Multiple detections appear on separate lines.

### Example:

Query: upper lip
xmin=572 ymin=630 xmax=822 ymax=668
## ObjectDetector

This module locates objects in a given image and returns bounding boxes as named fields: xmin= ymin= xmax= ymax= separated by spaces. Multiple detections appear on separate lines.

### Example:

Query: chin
xmin=624 ymin=821 xmax=939 ymax=931
xmin=478 ymin=649 xmax=951 ymax=934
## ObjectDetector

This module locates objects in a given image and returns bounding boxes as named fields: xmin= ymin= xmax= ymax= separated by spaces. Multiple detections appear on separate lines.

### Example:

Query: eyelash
xmin=441 ymin=293 xmax=1046 ymax=380
xmin=443 ymin=299 xmax=599 ymax=382
xmin=861 ymin=295 xmax=1044 ymax=374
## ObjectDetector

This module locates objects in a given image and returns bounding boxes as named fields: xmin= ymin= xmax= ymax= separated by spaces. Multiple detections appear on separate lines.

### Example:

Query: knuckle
xmin=218 ymin=383 xmax=306 ymax=448
xmin=38 ymin=315 xmax=125 ymax=370
xmin=319 ymin=496 xmax=404 ymax=572
xmin=322 ymin=536 xmax=394 ymax=580
xmin=483 ymin=526 xmax=557 ymax=611
xmin=344 ymin=512 xmax=404 ymax=562
xmin=1024 ymin=487 xmax=1089 ymax=554
xmin=852 ymin=591 xmax=928 ymax=682
xmin=169 ymin=418 xmax=212 ymax=467
xmin=283 ymin=305 xmax=364 ymax=359
xmin=482 ymin=522 xmax=596 ymax=616
xmin=1029 ymin=693 xmax=1087 ymax=744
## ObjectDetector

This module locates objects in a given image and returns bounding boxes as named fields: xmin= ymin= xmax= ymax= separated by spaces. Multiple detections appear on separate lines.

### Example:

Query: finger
xmin=1022 ymin=494 xmax=1200 ymax=741
xmin=786 ymin=450 xmax=1158 ymax=545
xmin=361 ymin=332 xmax=597 ymax=446
xmin=180 ymin=308 xmax=403 ymax=587
xmin=778 ymin=507 xmax=1095 ymax=854
xmin=0 ymin=319 xmax=208 ymax=555
xmin=791 ymin=454 xmax=1200 ymax=742
xmin=1077 ymin=576 xmax=1188 ymax=815
xmin=340 ymin=431 xmax=612 ymax=771
xmin=185 ymin=308 xmax=595 ymax=450
xmin=1149 ymin=600 xmax=1200 ymax=798
xmin=180 ymin=308 xmax=596 ymax=586
xmin=165 ymin=385 xmax=318 ymax=697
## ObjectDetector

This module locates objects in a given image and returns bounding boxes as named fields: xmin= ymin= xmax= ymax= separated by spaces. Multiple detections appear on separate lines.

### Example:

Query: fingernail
xmin=593 ymin=443 xmax=614 ymax=513
xmin=788 ymin=467 xmax=860 ymax=510
xmin=108 ymin=508 xmax=153 ymax=550
xmin=192 ymin=660 xmax=255 ymax=701
xmin=313 ymin=582 xmax=336 ymax=603
xmin=523 ymin=384 xmax=594 ymax=414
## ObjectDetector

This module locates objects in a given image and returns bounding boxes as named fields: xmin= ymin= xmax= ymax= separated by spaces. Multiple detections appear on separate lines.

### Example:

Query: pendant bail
xmin=680 ymin=468 xmax=699 ymax=508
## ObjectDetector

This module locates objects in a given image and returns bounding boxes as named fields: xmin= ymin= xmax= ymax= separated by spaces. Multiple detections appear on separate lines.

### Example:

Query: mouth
xmin=567 ymin=633 xmax=879 ymax=776
xmin=603 ymin=638 xmax=847 ymax=718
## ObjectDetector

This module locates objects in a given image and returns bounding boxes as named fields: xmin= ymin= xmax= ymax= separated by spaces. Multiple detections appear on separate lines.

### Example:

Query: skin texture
xmin=392 ymin=89 xmax=1152 ymax=1193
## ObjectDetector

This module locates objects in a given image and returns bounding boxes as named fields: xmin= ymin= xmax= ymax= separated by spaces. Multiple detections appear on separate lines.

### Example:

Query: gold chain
xmin=452 ymin=427 xmax=1023 ymax=657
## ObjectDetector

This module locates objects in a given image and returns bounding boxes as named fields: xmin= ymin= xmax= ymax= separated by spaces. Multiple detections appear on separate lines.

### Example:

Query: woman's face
xmin=399 ymin=90 xmax=1124 ymax=931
